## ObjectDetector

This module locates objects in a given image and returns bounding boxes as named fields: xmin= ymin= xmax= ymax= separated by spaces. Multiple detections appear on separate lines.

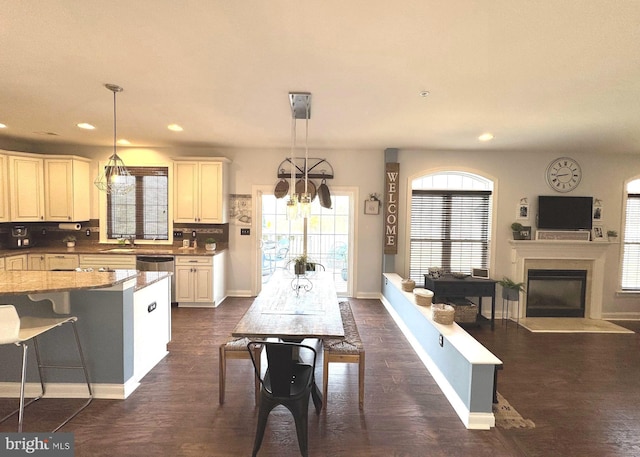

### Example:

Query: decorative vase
xmin=294 ymin=263 xmax=306 ymax=275
xmin=66 ymin=241 xmax=75 ymax=248
xmin=502 ymin=288 xmax=520 ymax=301
xmin=205 ymin=243 xmax=216 ymax=251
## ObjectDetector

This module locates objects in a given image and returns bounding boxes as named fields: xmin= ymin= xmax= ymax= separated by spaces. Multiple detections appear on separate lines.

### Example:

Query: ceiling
xmin=1 ymin=1 xmax=639 ymax=153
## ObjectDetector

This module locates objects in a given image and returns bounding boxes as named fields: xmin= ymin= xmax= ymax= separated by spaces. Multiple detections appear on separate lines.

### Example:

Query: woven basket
xmin=401 ymin=278 xmax=416 ymax=292
xmin=413 ymin=288 xmax=434 ymax=306
xmin=432 ymin=303 xmax=455 ymax=325
xmin=452 ymin=303 xmax=478 ymax=323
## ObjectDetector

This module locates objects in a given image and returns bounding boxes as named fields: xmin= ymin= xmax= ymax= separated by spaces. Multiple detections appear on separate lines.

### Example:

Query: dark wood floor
xmin=2 ymin=297 xmax=640 ymax=457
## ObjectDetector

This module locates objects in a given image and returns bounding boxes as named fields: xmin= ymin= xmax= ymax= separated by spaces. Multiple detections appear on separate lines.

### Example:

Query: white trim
xmin=0 ymin=380 xmax=140 ymax=400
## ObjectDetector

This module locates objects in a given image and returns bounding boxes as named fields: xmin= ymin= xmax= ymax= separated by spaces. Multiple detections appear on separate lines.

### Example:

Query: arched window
xmin=409 ymin=171 xmax=493 ymax=282
xmin=621 ymin=178 xmax=640 ymax=289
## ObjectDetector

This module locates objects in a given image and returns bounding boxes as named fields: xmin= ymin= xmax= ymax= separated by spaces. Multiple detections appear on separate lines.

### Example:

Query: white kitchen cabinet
xmin=9 ymin=154 xmax=45 ymax=222
xmin=5 ymin=253 xmax=28 ymax=270
xmin=0 ymin=258 xmax=5 ymax=271
xmin=28 ymin=254 xmax=46 ymax=270
xmin=133 ymin=276 xmax=171 ymax=382
xmin=0 ymin=153 xmax=9 ymax=223
xmin=175 ymin=252 xmax=226 ymax=307
xmin=78 ymin=254 xmax=137 ymax=270
xmin=44 ymin=157 xmax=91 ymax=222
xmin=44 ymin=254 xmax=79 ymax=270
xmin=173 ymin=158 xmax=229 ymax=224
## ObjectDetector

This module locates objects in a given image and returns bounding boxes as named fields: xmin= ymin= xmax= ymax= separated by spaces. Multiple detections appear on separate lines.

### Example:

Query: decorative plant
xmin=293 ymin=254 xmax=308 ymax=275
xmin=498 ymin=276 xmax=526 ymax=292
xmin=510 ymin=222 xmax=524 ymax=232
xmin=607 ymin=230 xmax=618 ymax=237
xmin=63 ymin=235 xmax=76 ymax=243
xmin=205 ymin=237 xmax=217 ymax=244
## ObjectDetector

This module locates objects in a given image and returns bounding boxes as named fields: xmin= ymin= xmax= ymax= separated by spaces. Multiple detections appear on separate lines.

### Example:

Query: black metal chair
xmin=248 ymin=341 xmax=319 ymax=457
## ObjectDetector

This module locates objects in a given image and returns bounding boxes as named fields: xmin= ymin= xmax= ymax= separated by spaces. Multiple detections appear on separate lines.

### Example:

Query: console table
xmin=423 ymin=275 xmax=497 ymax=329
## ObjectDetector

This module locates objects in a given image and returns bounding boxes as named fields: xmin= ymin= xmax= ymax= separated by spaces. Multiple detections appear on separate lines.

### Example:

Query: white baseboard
xmin=0 ymin=379 xmax=140 ymax=400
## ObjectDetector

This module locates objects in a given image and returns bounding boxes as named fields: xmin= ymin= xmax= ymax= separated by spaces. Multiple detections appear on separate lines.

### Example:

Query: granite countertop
xmin=0 ymin=269 xmax=172 ymax=295
xmin=0 ymin=244 xmax=227 ymax=258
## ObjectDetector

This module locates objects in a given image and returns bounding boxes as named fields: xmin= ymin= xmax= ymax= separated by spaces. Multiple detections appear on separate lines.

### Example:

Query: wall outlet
xmin=86 ymin=229 xmax=91 ymax=236
xmin=173 ymin=231 xmax=183 ymax=238
xmin=240 ymin=228 xmax=250 ymax=235
xmin=439 ymin=334 xmax=444 ymax=347
xmin=192 ymin=230 xmax=197 ymax=238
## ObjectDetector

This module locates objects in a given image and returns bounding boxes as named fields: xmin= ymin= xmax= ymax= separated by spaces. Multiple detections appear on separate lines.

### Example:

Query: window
xmin=409 ymin=172 xmax=492 ymax=282
xmin=621 ymin=179 xmax=640 ymax=289
xmin=106 ymin=166 xmax=169 ymax=240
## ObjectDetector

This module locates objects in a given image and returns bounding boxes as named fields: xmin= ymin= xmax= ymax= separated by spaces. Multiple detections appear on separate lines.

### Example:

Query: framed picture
xmin=517 ymin=203 xmax=529 ymax=220
xmin=592 ymin=225 xmax=606 ymax=242
xmin=519 ymin=226 xmax=532 ymax=240
xmin=364 ymin=199 xmax=380 ymax=215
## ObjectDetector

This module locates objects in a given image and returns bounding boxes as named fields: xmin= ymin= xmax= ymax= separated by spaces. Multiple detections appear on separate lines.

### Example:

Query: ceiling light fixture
xmin=419 ymin=90 xmax=430 ymax=97
xmin=77 ymin=122 xmax=96 ymax=130
xmin=117 ymin=139 xmax=131 ymax=146
xmin=94 ymin=84 xmax=134 ymax=195
xmin=286 ymin=92 xmax=312 ymax=221
xmin=478 ymin=132 xmax=494 ymax=141
xmin=167 ymin=124 xmax=183 ymax=132
xmin=0 ymin=123 xmax=7 ymax=129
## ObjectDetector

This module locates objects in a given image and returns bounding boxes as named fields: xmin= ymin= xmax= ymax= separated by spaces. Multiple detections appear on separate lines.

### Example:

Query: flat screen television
xmin=537 ymin=196 xmax=593 ymax=230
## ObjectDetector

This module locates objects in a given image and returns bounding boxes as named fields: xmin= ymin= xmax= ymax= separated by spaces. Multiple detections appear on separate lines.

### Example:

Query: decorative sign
xmin=384 ymin=163 xmax=399 ymax=254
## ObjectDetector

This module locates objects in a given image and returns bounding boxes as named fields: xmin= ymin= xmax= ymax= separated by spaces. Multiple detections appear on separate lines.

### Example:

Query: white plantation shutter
xmin=621 ymin=193 xmax=640 ymax=289
xmin=410 ymin=190 xmax=491 ymax=283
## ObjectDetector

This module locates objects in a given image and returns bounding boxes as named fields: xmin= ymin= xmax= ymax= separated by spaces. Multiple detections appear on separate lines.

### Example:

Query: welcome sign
xmin=384 ymin=162 xmax=399 ymax=255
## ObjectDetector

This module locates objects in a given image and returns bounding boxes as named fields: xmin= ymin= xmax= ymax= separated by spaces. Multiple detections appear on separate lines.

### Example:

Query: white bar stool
xmin=0 ymin=305 xmax=93 ymax=432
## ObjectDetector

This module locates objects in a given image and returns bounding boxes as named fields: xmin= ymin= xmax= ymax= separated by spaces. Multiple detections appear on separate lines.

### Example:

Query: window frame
xmin=621 ymin=189 xmax=640 ymax=290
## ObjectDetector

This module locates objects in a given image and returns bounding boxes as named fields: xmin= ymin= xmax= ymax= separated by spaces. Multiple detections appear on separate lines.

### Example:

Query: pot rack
xmin=276 ymin=157 xmax=334 ymax=180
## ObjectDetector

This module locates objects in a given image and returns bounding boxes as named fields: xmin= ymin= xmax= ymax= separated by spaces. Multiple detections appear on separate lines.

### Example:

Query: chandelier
xmin=286 ymin=92 xmax=312 ymax=220
xmin=94 ymin=84 xmax=134 ymax=195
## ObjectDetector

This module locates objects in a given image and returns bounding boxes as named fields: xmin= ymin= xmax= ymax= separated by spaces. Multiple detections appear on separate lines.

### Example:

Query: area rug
xmin=493 ymin=393 xmax=535 ymax=429
xmin=518 ymin=318 xmax=634 ymax=334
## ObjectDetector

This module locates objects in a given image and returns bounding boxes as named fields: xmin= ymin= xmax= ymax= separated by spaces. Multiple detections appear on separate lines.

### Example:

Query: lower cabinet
xmin=28 ymin=254 xmax=46 ymax=270
xmin=44 ymin=254 xmax=79 ymax=271
xmin=5 ymin=254 xmax=27 ymax=270
xmin=175 ymin=252 xmax=226 ymax=307
xmin=78 ymin=254 xmax=136 ymax=270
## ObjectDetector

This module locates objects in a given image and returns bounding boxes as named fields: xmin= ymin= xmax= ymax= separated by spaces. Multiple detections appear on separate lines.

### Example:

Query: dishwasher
xmin=136 ymin=256 xmax=176 ymax=303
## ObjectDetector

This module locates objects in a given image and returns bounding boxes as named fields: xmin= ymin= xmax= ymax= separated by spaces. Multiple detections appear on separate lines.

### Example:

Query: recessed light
xmin=117 ymin=139 xmax=131 ymax=146
xmin=0 ymin=123 xmax=6 ymax=129
xmin=167 ymin=124 xmax=183 ymax=132
xmin=34 ymin=131 xmax=59 ymax=136
xmin=77 ymin=123 xmax=95 ymax=130
xmin=419 ymin=90 xmax=430 ymax=97
xmin=478 ymin=132 xmax=494 ymax=141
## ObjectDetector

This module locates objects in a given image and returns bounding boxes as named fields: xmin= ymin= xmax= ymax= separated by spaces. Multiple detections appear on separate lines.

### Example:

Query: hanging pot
xmin=318 ymin=178 xmax=332 ymax=209
xmin=274 ymin=178 xmax=289 ymax=199
xmin=295 ymin=179 xmax=316 ymax=201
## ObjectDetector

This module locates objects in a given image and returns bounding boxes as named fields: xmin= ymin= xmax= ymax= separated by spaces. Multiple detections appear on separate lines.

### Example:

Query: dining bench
xmin=322 ymin=301 xmax=365 ymax=410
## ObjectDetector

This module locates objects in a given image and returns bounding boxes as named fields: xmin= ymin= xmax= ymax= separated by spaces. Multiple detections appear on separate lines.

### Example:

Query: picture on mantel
xmin=230 ymin=194 xmax=251 ymax=225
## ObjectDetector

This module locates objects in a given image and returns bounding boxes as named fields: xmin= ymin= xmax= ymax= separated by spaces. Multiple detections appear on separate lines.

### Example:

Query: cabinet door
xmin=0 ymin=258 xmax=5 ymax=271
xmin=173 ymin=162 xmax=199 ymax=223
xmin=6 ymin=254 xmax=27 ymax=270
xmin=194 ymin=266 xmax=213 ymax=302
xmin=175 ymin=265 xmax=195 ymax=302
xmin=44 ymin=158 xmax=90 ymax=222
xmin=0 ymin=154 xmax=9 ymax=223
xmin=198 ymin=162 xmax=222 ymax=223
xmin=9 ymin=155 xmax=44 ymax=222
xmin=45 ymin=254 xmax=79 ymax=271
xmin=28 ymin=254 xmax=46 ymax=270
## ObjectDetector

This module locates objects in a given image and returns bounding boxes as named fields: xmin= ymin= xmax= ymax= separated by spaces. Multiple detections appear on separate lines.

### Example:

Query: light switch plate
xmin=240 ymin=228 xmax=250 ymax=235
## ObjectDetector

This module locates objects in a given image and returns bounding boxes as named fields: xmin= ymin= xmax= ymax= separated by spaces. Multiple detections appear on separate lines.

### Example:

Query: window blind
xmin=410 ymin=190 xmax=491 ymax=282
xmin=621 ymin=193 xmax=640 ymax=289
xmin=106 ymin=166 xmax=169 ymax=240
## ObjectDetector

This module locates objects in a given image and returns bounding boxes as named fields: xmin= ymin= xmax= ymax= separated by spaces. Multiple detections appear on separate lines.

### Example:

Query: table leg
xmin=491 ymin=295 xmax=496 ymax=330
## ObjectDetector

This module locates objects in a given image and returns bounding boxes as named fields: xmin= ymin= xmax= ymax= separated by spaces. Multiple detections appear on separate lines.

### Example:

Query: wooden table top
xmin=232 ymin=271 xmax=344 ymax=339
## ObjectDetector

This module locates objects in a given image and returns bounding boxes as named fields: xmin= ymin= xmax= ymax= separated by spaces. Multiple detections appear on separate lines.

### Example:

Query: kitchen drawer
xmin=175 ymin=256 xmax=213 ymax=266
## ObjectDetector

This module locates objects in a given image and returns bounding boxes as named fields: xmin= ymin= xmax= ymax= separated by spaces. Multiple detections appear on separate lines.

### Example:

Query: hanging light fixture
xmin=94 ymin=83 xmax=134 ymax=195
xmin=287 ymin=92 xmax=312 ymax=220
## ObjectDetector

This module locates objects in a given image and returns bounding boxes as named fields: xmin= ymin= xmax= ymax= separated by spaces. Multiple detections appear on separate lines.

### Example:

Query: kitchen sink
xmin=101 ymin=248 xmax=136 ymax=253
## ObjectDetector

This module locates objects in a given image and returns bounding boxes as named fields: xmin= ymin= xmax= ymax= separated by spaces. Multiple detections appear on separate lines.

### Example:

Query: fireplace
xmin=526 ymin=269 xmax=587 ymax=317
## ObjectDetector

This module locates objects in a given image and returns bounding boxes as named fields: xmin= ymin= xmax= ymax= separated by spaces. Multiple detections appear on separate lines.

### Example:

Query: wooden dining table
xmin=232 ymin=270 xmax=344 ymax=340
xmin=232 ymin=270 xmax=344 ymax=410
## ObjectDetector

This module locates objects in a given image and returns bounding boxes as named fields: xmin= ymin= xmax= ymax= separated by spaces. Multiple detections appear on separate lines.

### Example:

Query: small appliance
xmin=8 ymin=225 xmax=32 ymax=249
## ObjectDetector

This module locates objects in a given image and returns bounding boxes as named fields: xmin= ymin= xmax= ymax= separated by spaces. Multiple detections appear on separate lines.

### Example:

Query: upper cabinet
xmin=174 ymin=158 xmax=229 ymax=224
xmin=9 ymin=154 xmax=45 ymax=222
xmin=0 ymin=153 xmax=9 ymax=223
xmin=44 ymin=157 xmax=90 ymax=221
xmin=3 ymin=151 xmax=91 ymax=223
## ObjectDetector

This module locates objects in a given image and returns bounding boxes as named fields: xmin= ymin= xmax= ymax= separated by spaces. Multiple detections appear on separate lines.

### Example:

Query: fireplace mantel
xmin=508 ymin=240 xmax=614 ymax=319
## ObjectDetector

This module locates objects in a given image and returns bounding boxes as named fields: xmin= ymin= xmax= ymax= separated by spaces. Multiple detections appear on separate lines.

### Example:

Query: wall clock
xmin=545 ymin=157 xmax=582 ymax=193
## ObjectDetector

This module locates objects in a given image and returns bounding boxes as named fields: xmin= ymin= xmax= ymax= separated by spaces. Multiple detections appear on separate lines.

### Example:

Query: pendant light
xmin=94 ymin=83 xmax=134 ymax=195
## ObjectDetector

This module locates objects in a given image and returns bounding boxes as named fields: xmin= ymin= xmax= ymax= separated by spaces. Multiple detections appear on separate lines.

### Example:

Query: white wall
xmin=4 ymin=140 xmax=640 ymax=315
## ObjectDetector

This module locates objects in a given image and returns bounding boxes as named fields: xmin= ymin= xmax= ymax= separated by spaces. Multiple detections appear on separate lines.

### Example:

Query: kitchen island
xmin=0 ymin=270 xmax=172 ymax=399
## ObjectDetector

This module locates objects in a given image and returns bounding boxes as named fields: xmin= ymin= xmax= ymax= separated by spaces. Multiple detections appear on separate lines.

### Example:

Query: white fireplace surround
xmin=508 ymin=240 xmax=612 ymax=319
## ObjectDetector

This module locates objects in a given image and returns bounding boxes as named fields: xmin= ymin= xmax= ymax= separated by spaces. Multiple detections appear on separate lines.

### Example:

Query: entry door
xmin=257 ymin=188 xmax=353 ymax=296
